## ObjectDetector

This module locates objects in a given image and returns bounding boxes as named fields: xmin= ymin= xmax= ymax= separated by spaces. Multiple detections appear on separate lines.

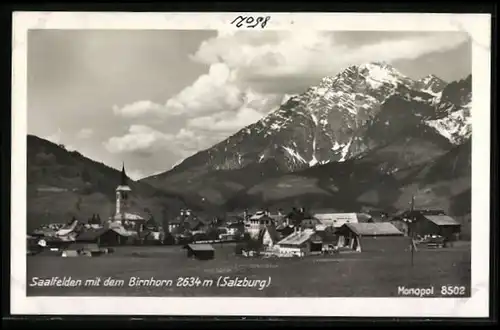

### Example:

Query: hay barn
xmin=336 ymin=223 xmax=409 ymax=253
xmin=186 ymin=244 xmax=215 ymax=260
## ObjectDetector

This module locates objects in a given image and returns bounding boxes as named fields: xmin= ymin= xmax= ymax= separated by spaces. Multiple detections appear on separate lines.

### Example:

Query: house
xmin=186 ymin=243 xmax=215 ymax=260
xmin=268 ymin=209 xmax=286 ymax=227
xmin=76 ymin=227 xmax=130 ymax=246
xmin=258 ymin=224 xmax=281 ymax=250
xmin=300 ymin=218 xmax=322 ymax=230
xmin=244 ymin=210 xmax=275 ymax=239
xmin=285 ymin=207 xmax=314 ymax=227
xmin=276 ymin=228 xmax=319 ymax=257
xmin=312 ymin=211 xmax=359 ymax=231
xmin=226 ymin=222 xmax=244 ymax=236
xmin=336 ymin=223 xmax=408 ymax=253
xmin=392 ymin=210 xmax=462 ymax=241
xmin=168 ymin=209 xmax=208 ymax=234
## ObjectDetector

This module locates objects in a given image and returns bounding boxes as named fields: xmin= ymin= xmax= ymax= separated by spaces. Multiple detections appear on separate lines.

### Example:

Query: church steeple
xmin=120 ymin=162 xmax=128 ymax=186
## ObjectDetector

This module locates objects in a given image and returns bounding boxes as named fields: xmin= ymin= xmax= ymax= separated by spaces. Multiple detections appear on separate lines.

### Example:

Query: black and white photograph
xmin=11 ymin=12 xmax=491 ymax=317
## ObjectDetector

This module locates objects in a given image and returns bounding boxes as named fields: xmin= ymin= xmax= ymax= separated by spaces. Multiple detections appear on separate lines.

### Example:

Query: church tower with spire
xmin=115 ymin=162 xmax=132 ymax=216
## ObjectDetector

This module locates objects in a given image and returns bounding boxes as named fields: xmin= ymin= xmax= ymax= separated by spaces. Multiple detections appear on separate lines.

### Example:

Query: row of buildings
xmin=237 ymin=207 xmax=462 ymax=257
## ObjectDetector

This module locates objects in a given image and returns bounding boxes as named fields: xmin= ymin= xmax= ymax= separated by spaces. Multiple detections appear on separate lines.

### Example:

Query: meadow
xmin=27 ymin=242 xmax=471 ymax=297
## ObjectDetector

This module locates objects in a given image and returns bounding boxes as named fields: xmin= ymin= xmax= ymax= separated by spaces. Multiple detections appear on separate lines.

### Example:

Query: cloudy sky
xmin=28 ymin=30 xmax=471 ymax=180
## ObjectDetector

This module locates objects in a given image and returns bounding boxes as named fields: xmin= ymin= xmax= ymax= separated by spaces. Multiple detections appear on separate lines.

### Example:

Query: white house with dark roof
xmin=244 ymin=210 xmax=274 ymax=239
xmin=276 ymin=228 xmax=322 ymax=257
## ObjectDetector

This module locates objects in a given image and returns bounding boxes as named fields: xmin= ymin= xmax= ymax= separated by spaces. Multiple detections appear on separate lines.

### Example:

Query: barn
xmin=276 ymin=229 xmax=320 ymax=257
xmin=186 ymin=244 xmax=215 ymax=260
xmin=336 ymin=223 xmax=409 ymax=253
xmin=412 ymin=214 xmax=462 ymax=241
xmin=393 ymin=210 xmax=462 ymax=241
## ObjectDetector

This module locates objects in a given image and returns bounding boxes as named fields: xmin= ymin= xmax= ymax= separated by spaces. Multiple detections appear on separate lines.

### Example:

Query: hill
xmin=226 ymin=139 xmax=471 ymax=215
xmin=27 ymin=135 xmax=205 ymax=231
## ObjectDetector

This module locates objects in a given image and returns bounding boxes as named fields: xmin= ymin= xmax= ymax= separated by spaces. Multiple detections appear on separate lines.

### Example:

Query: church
xmin=108 ymin=163 xmax=146 ymax=232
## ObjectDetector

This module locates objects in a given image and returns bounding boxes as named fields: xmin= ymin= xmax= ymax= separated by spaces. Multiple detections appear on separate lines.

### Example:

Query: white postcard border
xmin=11 ymin=11 xmax=491 ymax=317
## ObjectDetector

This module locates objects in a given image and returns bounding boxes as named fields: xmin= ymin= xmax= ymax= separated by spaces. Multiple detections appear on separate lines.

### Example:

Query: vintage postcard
xmin=11 ymin=11 xmax=491 ymax=317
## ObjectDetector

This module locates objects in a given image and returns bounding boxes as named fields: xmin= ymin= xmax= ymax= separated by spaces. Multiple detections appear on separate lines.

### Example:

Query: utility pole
xmin=409 ymin=194 xmax=415 ymax=267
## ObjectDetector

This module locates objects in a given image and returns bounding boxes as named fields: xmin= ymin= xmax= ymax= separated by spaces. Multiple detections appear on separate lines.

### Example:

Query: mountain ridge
xmin=142 ymin=62 xmax=472 ymax=208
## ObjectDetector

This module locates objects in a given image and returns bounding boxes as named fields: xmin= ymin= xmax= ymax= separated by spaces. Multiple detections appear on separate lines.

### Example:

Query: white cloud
xmin=164 ymin=63 xmax=244 ymax=117
xmin=104 ymin=125 xmax=174 ymax=154
xmin=104 ymin=125 xmax=226 ymax=158
xmin=112 ymin=100 xmax=164 ymax=118
xmin=188 ymin=107 xmax=263 ymax=132
xmin=76 ymin=128 xmax=94 ymax=139
xmin=191 ymin=31 xmax=469 ymax=82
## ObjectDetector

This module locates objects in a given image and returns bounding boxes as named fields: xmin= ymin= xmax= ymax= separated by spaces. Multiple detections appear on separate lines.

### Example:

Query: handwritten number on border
xmin=231 ymin=16 xmax=270 ymax=29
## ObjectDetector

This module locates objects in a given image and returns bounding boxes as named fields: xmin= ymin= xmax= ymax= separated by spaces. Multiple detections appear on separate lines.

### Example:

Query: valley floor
xmin=26 ymin=242 xmax=471 ymax=297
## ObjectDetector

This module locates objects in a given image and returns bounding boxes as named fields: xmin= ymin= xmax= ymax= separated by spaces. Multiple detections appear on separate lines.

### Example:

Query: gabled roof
xmin=313 ymin=213 xmax=359 ymax=228
xmin=277 ymin=229 xmax=315 ymax=246
xmin=187 ymin=243 xmax=214 ymax=251
xmin=112 ymin=212 xmax=145 ymax=221
xmin=259 ymin=225 xmax=280 ymax=244
xmin=424 ymin=215 xmax=460 ymax=226
xmin=342 ymin=223 xmax=403 ymax=236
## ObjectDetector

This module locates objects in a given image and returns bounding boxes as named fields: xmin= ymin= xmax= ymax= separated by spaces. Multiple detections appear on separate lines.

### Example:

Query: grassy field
xmin=27 ymin=242 xmax=471 ymax=297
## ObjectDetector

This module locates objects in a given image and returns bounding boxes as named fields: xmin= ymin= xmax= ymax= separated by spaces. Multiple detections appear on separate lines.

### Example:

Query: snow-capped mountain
xmin=424 ymin=75 xmax=472 ymax=145
xmin=416 ymin=74 xmax=447 ymax=95
xmin=142 ymin=63 xmax=472 ymax=206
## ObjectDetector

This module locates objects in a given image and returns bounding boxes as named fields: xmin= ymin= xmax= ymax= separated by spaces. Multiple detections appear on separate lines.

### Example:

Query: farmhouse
xmin=336 ymin=223 xmax=408 ymax=253
xmin=244 ymin=210 xmax=275 ymax=239
xmin=186 ymin=243 xmax=215 ymax=260
xmin=312 ymin=211 xmax=359 ymax=231
xmin=393 ymin=210 xmax=462 ymax=240
xmin=276 ymin=228 xmax=321 ymax=257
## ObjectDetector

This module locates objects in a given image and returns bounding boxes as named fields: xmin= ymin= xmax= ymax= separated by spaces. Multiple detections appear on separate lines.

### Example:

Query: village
xmin=27 ymin=165 xmax=464 ymax=261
